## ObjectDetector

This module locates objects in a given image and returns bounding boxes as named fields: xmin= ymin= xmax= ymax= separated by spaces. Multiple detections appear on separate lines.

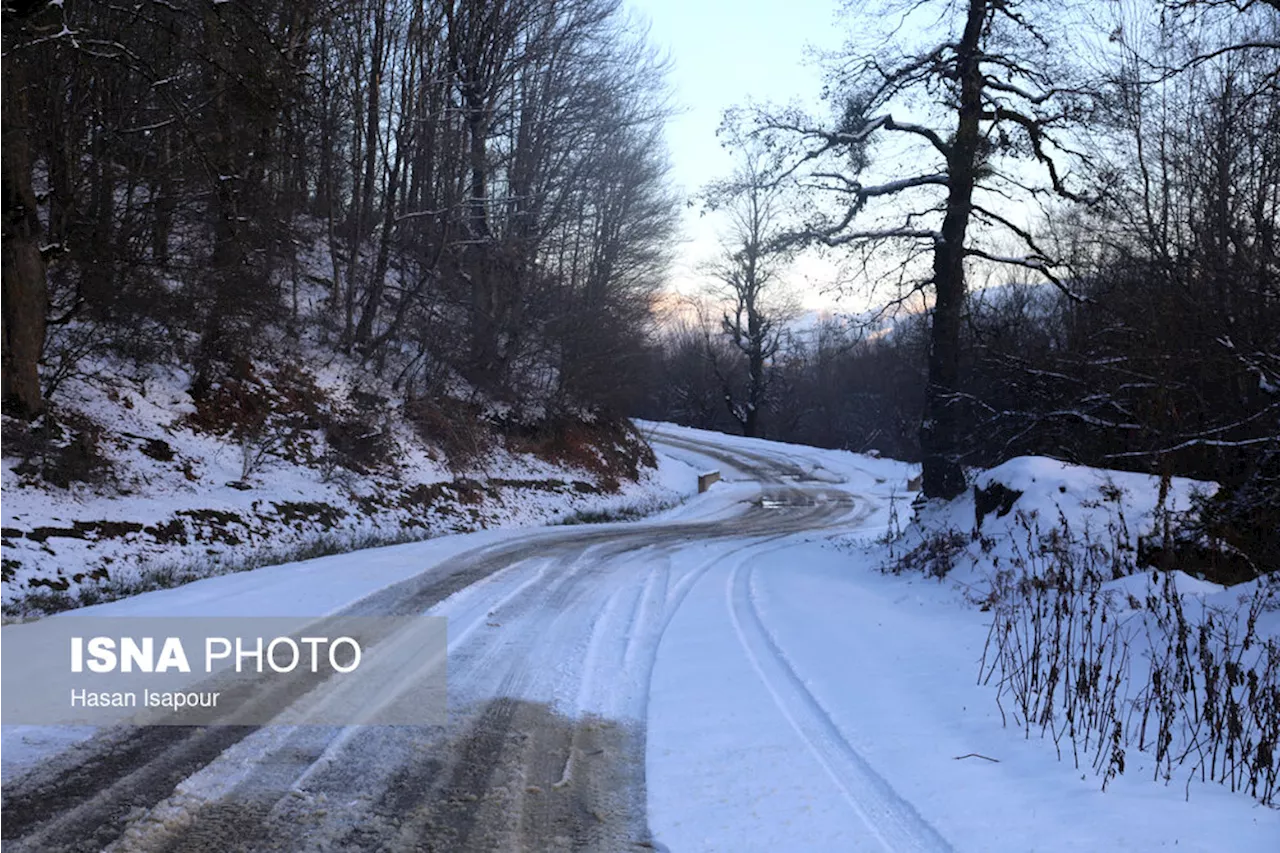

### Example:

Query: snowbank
xmin=897 ymin=456 xmax=1217 ymax=590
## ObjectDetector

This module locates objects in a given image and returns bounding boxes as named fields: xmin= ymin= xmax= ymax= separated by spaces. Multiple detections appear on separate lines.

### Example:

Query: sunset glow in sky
xmin=627 ymin=0 xmax=848 ymax=312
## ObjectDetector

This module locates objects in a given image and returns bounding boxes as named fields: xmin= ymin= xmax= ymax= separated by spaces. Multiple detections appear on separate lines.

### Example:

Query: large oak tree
xmin=760 ymin=0 xmax=1089 ymax=497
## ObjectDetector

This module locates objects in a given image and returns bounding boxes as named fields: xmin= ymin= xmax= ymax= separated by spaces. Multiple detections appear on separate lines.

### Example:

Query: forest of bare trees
xmin=2 ymin=0 xmax=675 ymax=425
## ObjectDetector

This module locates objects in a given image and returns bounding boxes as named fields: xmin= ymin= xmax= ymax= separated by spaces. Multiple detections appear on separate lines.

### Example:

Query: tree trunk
xmin=359 ymin=9 xmax=386 ymax=233
xmin=1 ymin=53 xmax=48 ymax=419
xmin=745 ymin=301 xmax=764 ymax=438
xmin=355 ymin=153 xmax=402 ymax=347
xmin=465 ymin=83 xmax=500 ymax=384
xmin=920 ymin=0 xmax=987 ymax=500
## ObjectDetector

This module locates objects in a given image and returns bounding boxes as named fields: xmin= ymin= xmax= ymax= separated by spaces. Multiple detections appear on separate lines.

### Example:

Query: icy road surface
xmin=3 ymin=426 xmax=1276 ymax=852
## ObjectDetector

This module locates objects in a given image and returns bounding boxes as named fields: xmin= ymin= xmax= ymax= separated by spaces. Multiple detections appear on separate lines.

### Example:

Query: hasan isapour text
xmin=70 ymin=688 xmax=221 ymax=709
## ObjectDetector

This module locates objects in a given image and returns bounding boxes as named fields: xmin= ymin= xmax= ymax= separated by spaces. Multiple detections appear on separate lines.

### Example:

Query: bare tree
xmin=0 ymin=0 xmax=677 ymax=437
xmin=702 ymin=137 xmax=795 ymax=437
xmin=756 ymin=0 xmax=1090 ymax=497
xmin=1 ymin=0 xmax=53 ymax=419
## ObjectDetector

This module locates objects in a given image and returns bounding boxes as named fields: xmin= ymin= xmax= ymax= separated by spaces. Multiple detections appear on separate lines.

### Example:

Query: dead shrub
xmin=502 ymin=415 xmax=655 ymax=489
xmin=979 ymin=514 xmax=1280 ymax=806
xmin=187 ymin=359 xmax=331 ymax=479
xmin=7 ymin=411 xmax=113 ymax=489
xmin=406 ymin=398 xmax=495 ymax=471
xmin=888 ymin=529 xmax=970 ymax=579
xmin=323 ymin=414 xmax=397 ymax=474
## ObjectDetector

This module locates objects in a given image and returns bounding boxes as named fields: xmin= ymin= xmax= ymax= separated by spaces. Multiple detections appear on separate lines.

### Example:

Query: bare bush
xmin=979 ymin=513 xmax=1280 ymax=805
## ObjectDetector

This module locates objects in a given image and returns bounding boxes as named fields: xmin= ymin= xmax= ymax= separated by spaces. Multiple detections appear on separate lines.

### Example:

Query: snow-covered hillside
xmin=1 ymin=361 xmax=699 ymax=618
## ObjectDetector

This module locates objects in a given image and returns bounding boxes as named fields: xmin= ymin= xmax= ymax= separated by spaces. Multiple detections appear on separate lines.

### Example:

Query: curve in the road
xmin=4 ymin=431 xmax=889 ymax=853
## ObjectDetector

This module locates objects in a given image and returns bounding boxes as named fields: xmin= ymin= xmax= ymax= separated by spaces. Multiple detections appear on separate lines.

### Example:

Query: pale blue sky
xmin=627 ymin=1 xmax=1113 ymax=318
xmin=626 ymin=0 xmax=848 ymax=311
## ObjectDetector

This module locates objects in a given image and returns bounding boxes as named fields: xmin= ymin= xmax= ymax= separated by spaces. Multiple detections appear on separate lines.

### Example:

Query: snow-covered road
xmin=1 ymin=427 xmax=884 ymax=851
xmin=3 ymin=426 xmax=1276 ymax=851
